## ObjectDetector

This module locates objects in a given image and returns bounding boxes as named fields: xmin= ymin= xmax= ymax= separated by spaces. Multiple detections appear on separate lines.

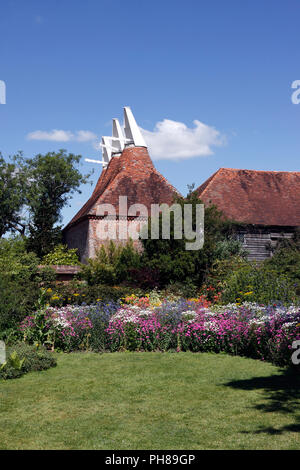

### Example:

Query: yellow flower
xmin=74 ymin=293 xmax=79 ymax=296
xmin=46 ymin=288 xmax=52 ymax=293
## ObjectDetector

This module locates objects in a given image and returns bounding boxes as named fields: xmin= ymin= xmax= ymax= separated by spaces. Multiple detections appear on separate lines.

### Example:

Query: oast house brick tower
xmin=63 ymin=107 xmax=179 ymax=262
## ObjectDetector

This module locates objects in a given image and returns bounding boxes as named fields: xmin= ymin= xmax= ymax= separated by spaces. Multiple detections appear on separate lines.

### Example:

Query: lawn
xmin=1 ymin=351 xmax=300 ymax=450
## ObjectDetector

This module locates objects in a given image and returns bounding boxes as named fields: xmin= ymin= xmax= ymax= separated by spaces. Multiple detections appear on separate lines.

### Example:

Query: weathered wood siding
xmin=238 ymin=230 xmax=294 ymax=261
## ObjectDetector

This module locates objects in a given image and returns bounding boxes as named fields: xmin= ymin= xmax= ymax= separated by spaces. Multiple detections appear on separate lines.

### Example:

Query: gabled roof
xmin=64 ymin=146 xmax=180 ymax=229
xmin=196 ymin=167 xmax=300 ymax=226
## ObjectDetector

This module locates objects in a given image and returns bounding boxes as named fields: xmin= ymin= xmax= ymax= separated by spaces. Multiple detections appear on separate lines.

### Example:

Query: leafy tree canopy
xmin=0 ymin=150 xmax=92 ymax=257
xmin=141 ymin=189 xmax=244 ymax=286
xmin=0 ymin=152 xmax=26 ymax=237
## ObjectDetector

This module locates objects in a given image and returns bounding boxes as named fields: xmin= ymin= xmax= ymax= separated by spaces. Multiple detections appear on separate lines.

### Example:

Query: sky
xmin=1 ymin=0 xmax=300 ymax=226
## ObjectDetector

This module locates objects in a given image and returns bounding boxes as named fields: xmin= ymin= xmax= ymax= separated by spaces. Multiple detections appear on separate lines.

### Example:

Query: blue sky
xmin=1 ymin=0 xmax=300 ymax=226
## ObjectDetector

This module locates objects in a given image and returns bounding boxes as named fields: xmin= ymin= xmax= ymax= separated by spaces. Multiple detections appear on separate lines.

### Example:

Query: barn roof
xmin=196 ymin=167 xmax=300 ymax=226
xmin=64 ymin=146 xmax=180 ymax=229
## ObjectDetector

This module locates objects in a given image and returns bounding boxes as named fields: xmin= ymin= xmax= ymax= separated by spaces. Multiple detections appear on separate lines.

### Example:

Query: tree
xmin=141 ymin=190 xmax=242 ymax=287
xmin=0 ymin=153 xmax=26 ymax=237
xmin=16 ymin=150 xmax=91 ymax=257
xmin=0 ymin=150 xmax=91 ymax=256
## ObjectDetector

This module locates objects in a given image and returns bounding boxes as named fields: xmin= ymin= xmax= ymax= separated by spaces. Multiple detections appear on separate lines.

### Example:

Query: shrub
xmin=204 ymin=255 xmax=249 ymax=295
xmin=264 ymin=234 xmax=300 ymax=294
xmin=80 ymin=240 xmax=141 ymax=286
xmin=221 ymin=263 xmax=297 ymax=304
xmin=0 ymin=342 xmax=56 ymax=380
xmin=141 ymin=191 xmax=244 ymax=287
xmin=163 ymin=281 xmax=199 ymax=299
xmin=0 ymin=237 xmax=56 ymax=330
xmin=43 ymin=281 xmax=145 ymax=307
xmin=42 ymin=244 xmax=80 ymax=265
xmin=128 ymin=266 xmax=161 ymax=289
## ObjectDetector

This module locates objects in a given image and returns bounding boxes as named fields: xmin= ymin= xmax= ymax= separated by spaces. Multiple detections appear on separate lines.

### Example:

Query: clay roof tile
xmin=196 ymin=168 xmax=300 ymax=226
xmin=64 ymin=147 xmax=180 ymax=229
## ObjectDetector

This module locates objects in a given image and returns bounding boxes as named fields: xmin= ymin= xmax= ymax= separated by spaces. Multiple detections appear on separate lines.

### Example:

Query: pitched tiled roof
xmin=196 ymin=168 xmax=300 ymax=226
xmin=64 ymin=146 xmax=180 ymax=229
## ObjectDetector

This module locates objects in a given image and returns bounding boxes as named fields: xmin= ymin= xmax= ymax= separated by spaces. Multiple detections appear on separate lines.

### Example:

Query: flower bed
xmin=19 ymin=299 xmax=300 ymax=367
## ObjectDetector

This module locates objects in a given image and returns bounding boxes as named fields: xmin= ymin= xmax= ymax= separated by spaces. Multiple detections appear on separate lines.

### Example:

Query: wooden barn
xmin=196 ymin=168 xmax=300 ymax=261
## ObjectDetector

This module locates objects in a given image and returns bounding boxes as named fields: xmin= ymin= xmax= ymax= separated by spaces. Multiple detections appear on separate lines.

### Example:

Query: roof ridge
xmin=219 ymin=167 xmax=300 ymax=174
xmin=196 ymin=167 xmax=300 ymax=227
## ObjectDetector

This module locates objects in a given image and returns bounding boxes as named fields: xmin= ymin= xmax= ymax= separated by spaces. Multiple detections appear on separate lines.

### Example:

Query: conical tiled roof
xmin=64 ymin=146 xmax=180 ymax=229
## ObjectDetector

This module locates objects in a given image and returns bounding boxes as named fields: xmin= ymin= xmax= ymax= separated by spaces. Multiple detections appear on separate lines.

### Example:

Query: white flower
xmin=203 ymin=321 xmax=219 ymax=332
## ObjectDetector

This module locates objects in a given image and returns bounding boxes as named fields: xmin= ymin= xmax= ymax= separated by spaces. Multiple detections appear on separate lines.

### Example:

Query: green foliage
xmin=0 ymin=238 xmax=39 ymax=329
xmin=162 ymin=281 xmax=199 ymax=299
xmin=80 ymin=240 xmax=141 ymax=286
xmin=0 ymin=342 xmax=56 ymax=380
xmin=221 ymin=263 xmax=296 ymax=304
xmin=264 ymin=233 xmax=300 ymax=294
xmin=213 ymin=238 xmax=248 ymax=260
xmin=6 ymin=149 xmax=92 ymax=257
xmin=27 ymin=226 xmax=63 ymax=258
xmin=123 ymin=323 xmax=140 ymax=351
xmin=42 ymin=244 xmax=80 ymax=265
xmin=141 ymin=191 xmax=244 ymax=287
xmin=24 ymin=150 xmax=91 ymax=257
xmin=206 ymin=255 xmax=249 ymax=292
xmin=0 ymin=237 xmax=56 ymax=330
xmin=0 ymin=236 xmax=38 ymax=276
xmin=0 ymin=152 xmax=26 ymax=237
xmin=0 ymin=151 xmax=91 ymax=252
xmin=43 ymin=281 xmax=145 ymax=306
xmin=0 ymin=350 xmax=25 ymax=372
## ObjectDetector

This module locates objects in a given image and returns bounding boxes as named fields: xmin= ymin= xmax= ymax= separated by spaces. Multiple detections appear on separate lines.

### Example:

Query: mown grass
xmin=1 ymin=351 xmax=300 ymax=449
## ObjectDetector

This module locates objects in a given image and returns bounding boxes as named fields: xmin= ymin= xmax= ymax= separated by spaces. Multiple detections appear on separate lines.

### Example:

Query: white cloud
xmin=141 ymin=119 xmax=225 ymax=160
xmin=27 ymin=130 xmax=73 ymax=141
xmin=27 ymin=129 xmax=97 ymax=143
xmin=26 ymin=118 xmax=225 ymax=162
xmin=76 ymin=130 xmax=98 ymax=142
